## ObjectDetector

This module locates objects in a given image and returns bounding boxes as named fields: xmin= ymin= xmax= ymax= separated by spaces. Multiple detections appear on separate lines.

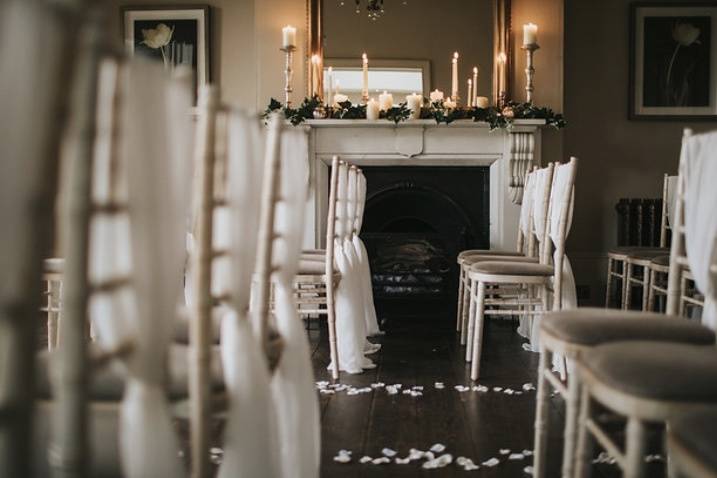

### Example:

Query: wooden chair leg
xmin=625 ymin=417 xmax=648 ymax=478
xmin=624 ymin=262 xmax=633 ymax=310
xmin=465 ymin=278 xmax=477 ymax=360
xmin=327 ymin=284 xmax=339 ymax=380
xmin=532 ymin=344 xmax=551 ymax=478
xmin=469 ymin=281 xmax=486 ymax=380
xmin=641 ymin=265 xmax=650 ymax=311
xmin=574 ymin=386 xmax=594 ymax=478
xmin=456 ymin=267 xmax=465 ymax=332
xmin=561 ymin=369 xmax=581 ymax=478
xmin=605 ymin=258 xmax=613 ymax=308
xmin=647 ymin=269 xmax=656 ymax=312
xmin=460 ymin=273 xmax=472 ymax=346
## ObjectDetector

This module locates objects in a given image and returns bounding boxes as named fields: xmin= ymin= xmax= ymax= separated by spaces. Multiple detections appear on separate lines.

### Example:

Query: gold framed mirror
xmin=306 ymin=0 xmax=512 ymax=107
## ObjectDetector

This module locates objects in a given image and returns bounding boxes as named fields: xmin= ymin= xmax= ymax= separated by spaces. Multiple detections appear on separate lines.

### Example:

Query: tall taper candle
xmin=327 ymin=66 xmax=334 ymax=107
xmin=451 ymin=52 xmax=459 ymax=102
xmin=472 ymin=66 xmax=478 ymax=107
xmin=311 ymin=54 xmax=321 ymax=98
xmin=361 ymin=53 xmax=369 ymax=103
xmin=466 ymin=79 xmax=472 ymax=109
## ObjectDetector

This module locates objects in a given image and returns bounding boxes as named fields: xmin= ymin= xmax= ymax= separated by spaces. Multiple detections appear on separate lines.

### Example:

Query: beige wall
xmin=115 ymin=0 xmax=307 ymax=111
xmin=564 ymin=0 xmax=716 ymax=303
xmin=323 ymin=0 xmax=494 ymax=99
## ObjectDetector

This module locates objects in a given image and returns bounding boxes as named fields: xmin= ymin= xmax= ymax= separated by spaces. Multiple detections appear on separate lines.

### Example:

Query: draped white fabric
xmin=328 ymin=163 xmax=373 ymax=373
xmin=516 ymin=171 xmax=537 ymax=339
xmin=353 ymin=173 xmax=382 ymax=337
xmin=100 ymin=60 xmax=191 ymax=478
xmin=271 ymin=129 xmax=321 ymax=478
xmin=218 ymin=111 xmax=280 ymax=478
xmin=682 ymin=132 xmax=717 ymax=330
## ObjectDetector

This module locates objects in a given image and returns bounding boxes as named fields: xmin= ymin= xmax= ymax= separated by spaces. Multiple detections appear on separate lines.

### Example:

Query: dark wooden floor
xmin=309 ymin=317 xmax=664 ymax=478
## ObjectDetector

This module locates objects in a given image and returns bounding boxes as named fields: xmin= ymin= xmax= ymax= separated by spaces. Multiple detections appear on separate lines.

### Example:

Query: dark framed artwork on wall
xmin=630 ymin=2 xmax=717 ymax=119
xmin=121 ymin=5 xmax=210 ymax=98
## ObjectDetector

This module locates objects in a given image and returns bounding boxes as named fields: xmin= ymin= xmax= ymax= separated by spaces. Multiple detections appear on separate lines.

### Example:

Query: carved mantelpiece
xmin=303 ymin=119 xmax=545 ymax=251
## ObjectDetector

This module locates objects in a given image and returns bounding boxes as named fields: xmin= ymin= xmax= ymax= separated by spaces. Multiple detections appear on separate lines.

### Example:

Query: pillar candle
xmin=379 ymin=91 xmax=393 ymax=110
xmin=366 ymin=97 xmax=380 ymax=120
xmin=311 ymin=54 xmax=321 ymax=97
xmin=406 ymin=92 xmax=422 ymax=119
xmin=523 ymin=23 xmax=538 ymax=45
xmin=475 ymin=96 xmax=490 ymax=108
xmin=429 ymin=89 xmax=444 ymax=102
xmin=451 ymin=52 xmax=459 ymax=101
xmin=466 ymin=79 xmax=472 ymax=109
xmin=472 ymin=67 xmax=479 ymax=107
xmin=362 ymin=53 xmax=369 ymax=101
xmin=497 ymin=52 xmax=507 ymax=97
xmin=282 ymin=25 xmax=296 ymax=48
xmin=327 ymin=66 xmax=334 ymax=106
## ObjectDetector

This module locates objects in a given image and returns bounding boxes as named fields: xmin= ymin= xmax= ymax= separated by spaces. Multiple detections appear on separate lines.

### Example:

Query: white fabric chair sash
xmin=353 ymin=172 xmax=381 ymax=336
xmin=666 ymin=175 xmax=679 ymax=229
xmin=90 ymin=59 xmax=192 ymax=478
xmin=519 ymin=170 xmax=537 ymax=239
xmin=531 ymin=167 xmax=551 ymax=242
xmin=682 ymin=132 xmax=717 ymax=330
xmin=329 ymin=163 xmax=372 ymax=373
xmin=218 ymin=111 xmax=280 ymax=478
xmin=270 ymin=128 xmax=321 ymax=478
xmin=547 ymin=161 xmax=577 ymax=311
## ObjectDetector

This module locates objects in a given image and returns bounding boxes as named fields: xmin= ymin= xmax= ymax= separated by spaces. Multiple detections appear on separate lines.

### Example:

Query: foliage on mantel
xmin=264 ymin=96 xmax=566 ymax=130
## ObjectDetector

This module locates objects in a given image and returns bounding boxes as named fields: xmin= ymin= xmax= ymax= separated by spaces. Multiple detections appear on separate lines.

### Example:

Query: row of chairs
xmin=534 ymin=128 xmax=717 ymax=478
xmin=456 ymin=158 xmax=578 ymax=380
xmin=1 ymin=2 xmax=323 ymax=474
xmin=605 ymin=174 xmax=704 ymax=316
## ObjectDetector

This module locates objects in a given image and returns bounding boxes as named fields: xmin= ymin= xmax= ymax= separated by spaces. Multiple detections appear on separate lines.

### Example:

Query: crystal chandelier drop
xmin=355 ymin=0 xmax=384 ymax=20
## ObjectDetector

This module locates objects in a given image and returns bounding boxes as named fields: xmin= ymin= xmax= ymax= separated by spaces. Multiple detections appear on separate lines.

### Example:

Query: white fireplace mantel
xmin=303 ymin=119 xmax=546 ymax=252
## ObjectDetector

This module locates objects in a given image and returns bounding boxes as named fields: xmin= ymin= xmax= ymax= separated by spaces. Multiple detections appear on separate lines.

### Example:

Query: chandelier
xmin=355 ymin=0 xmax=384 ymax=20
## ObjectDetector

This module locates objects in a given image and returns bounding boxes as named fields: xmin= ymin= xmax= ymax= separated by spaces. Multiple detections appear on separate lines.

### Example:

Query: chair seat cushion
xmin=628 ymin=250 xmax=671 ymax=263
xmin=36 ymin=343 xmax=224 ymax=402
xmin=458 ymin=249 xmax=522 ymax=264
xmin=298 ymin=259 xmax=327 ymax=275
xmin=541 ymin=308 xmax=716 ymax=347
xmin=650 ymin=254 xmax=670 ymax=267
xmin=470 ymin=261 xmax=553 ymax=276
xmin=669 ymin=411 xmax=717 ymax=475
xmin=463 ymin=254 xmax=538 ymax=266
xmin=583 ymin=341 xmax=717 ymax=401
xmin=607 ymin=247 xmax=668 ymax=260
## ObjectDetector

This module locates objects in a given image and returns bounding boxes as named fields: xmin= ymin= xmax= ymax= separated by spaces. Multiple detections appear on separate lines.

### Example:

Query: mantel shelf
xmin=303 ymin=118 xmax=547 ymax=128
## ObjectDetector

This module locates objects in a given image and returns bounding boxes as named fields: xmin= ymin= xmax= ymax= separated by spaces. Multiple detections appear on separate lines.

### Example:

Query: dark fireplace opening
xmin=360 ymin=167 xmax=489 ymax=321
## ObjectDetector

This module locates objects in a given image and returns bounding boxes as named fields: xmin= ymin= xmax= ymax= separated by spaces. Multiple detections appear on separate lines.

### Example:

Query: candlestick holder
xmin=521 ymin=43 xmax=540 ymax=104
xmin=361 ymin=91 xmax=369 ymax=105
xmin=280 ymin=45 xmax=297 ymax=107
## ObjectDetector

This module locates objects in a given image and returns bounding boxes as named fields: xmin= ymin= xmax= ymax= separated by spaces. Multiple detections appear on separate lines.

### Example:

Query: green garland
xmin=264 ymin=95 xmax=566 ymax=130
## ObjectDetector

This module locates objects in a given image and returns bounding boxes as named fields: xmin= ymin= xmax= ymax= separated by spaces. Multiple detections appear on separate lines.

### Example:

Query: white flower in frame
xmin=141 ymin=23 xmax=174 ymax=49
xmin=672 ymin=22 xmax=701 ymax=47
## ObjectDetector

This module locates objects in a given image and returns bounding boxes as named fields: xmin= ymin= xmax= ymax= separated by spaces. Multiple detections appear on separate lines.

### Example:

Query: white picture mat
xmin=634 ymin=6 xmax=717 ymax=116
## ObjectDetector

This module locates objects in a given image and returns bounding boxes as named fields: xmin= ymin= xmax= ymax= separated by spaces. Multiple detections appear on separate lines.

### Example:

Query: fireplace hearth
xmin=360 ymin=167 xmax=489 ymax=320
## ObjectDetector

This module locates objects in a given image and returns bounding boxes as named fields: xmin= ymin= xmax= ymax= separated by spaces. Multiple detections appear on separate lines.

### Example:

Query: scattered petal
xmin=473 ymin=385 xmax=489 ymax=392
xmin=499 ymin=449 xmax=511 ymax=455
xmin=455 ymin=385 xmax=470 ymax=392
xmin=412 ymin=385 xmax=424 ymax=391
xmin=482 ymin=457 xmax=500 ymax=467
xmin=333 ymin=454 xmax=351 ymax=463
xmin=509 ymin=453 xmax=525 ymax=460
xmin=493 ymin=387 xmax=503 ymax=392
xmin=522 ymin=449 xmax=534 ymax=456
xmin=522 ymin=383 xmax=536 ymax=391
xmin=386 ymin=385 xmax=399 ymax=395
xmin=422 ymin=453 xmax=453 ymax=469
xmin=395 ymin=457 xmax=411 ymax=464
xmin=382 ymin=448 xmax=397 ymax=457
xmin=524 ymin=465 xmax=535 ymax=475
xmin=430 ymin=443 xmax=446 ymax=453
xmin=372 ymin=457 xmax=391 ymax=465
xmin=359 ymin=456 xmax=373 ymax=464
xmin=434 ymin=382 xmax=445 ymax=389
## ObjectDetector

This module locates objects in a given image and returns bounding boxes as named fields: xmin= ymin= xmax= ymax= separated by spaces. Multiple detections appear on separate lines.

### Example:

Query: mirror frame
xmin=306 ymin=0 xmax=512 ymax=106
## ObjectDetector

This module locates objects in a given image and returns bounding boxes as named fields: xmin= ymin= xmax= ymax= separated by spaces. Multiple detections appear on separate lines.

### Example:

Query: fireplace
xmin=360 ymin=167 xmax=489 ymax=319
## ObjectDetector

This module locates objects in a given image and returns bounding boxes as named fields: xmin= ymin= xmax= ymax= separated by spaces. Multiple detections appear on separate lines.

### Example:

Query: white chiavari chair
xmin=571 ymin=128 xmax=717 ymax=478
xmin=0 ymin=0 xmax=81 ymax=472
xmin=456 ymin=167 xmax=540 ymax=337
xmin=294 ymin=156 xmax=341 ymax=378
xmin=467 ymin=159 xmax=577 ymax=381
xmin=42 ymin=258 xmax=64 ymax=349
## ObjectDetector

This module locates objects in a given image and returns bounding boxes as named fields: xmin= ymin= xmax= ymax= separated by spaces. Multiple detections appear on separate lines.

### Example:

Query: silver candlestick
xmin=522 ymin=43 xmax=540 ymax=104
xmin=280 ymin=45 xmax=297 ymax=107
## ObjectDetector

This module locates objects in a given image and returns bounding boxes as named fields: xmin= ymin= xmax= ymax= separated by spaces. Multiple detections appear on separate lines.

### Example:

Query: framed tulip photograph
xmin=122 ymin=5 xmax=210 ymax=99
xmin=630 ymin=2 xmax=717 ymax=119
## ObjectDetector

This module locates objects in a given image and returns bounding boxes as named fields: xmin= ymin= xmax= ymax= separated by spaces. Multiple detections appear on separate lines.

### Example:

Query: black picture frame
xmin=121 ymin=5 xmax=211 ymax=98
xmin=629 ymin=1 xmax=717 ymax=120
